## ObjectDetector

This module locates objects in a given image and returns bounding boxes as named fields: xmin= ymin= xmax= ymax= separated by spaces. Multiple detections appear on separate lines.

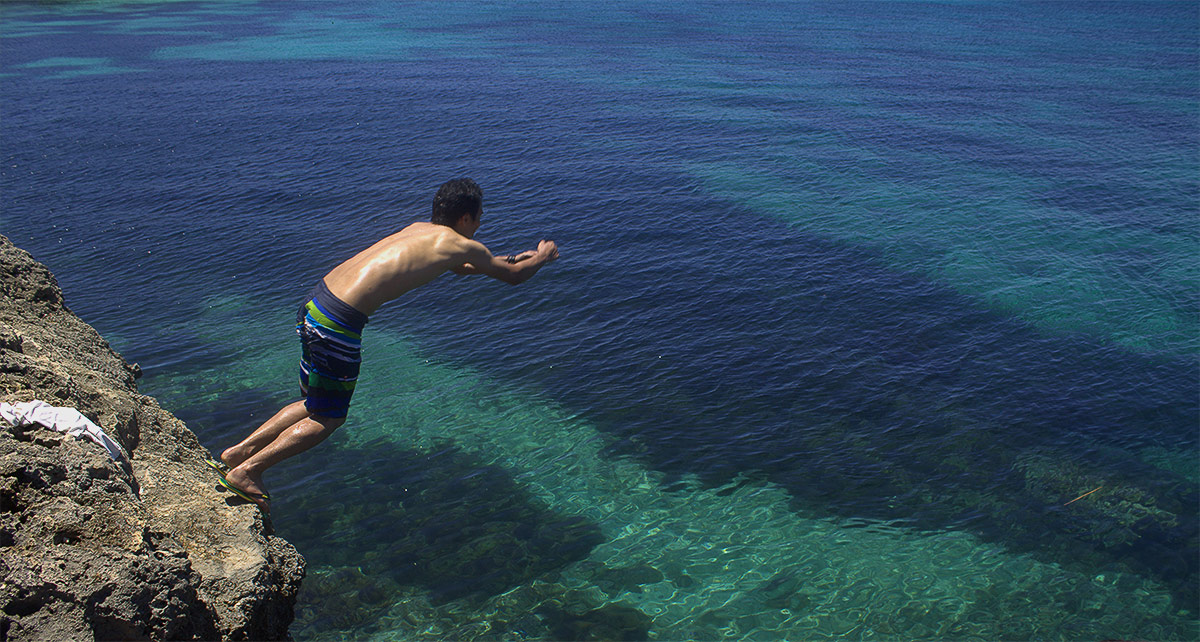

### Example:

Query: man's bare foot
xmin=220 ymin=467 xmax=271 ymax=512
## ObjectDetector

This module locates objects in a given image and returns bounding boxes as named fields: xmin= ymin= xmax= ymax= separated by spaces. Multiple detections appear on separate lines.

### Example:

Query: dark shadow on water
xmin=268 ymin=436 xmax=605 ymax=632
xmin=155 ymin=391 xmax=616 ymax=637
xmin=415 ymin=188 xmax=1200 ymax=620
xmin=148 ymin=354 xmax=657 ymax=638
xmin=146 ymin=173 xmax=1198 ymax=625
xmin=154 ymin=197 xmax=1199 ymax=628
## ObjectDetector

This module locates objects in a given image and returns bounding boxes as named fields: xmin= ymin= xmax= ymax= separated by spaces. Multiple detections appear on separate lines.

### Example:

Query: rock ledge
xmin=0 ymin=235 xmax=304 ymax=641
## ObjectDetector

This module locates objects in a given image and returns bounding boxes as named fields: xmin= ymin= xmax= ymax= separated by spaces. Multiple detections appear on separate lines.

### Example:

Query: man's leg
xmin=220 ymin=399 xmax=311 ymax=468
xmin=222 ymin=413 xmax=345 ymax=510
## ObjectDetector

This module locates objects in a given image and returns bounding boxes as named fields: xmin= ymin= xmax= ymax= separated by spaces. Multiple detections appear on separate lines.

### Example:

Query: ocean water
xmin=2 ymin=1 xmax=1197 ymax=639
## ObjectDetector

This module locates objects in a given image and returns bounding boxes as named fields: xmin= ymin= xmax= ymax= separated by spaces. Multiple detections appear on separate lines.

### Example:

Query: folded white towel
xmin=1 ymin=400 xmax=127 ymax=462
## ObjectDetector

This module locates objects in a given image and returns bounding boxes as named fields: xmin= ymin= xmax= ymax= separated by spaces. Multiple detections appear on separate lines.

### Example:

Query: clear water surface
xmin=2 ymin=1 xmax=1197 ymax=640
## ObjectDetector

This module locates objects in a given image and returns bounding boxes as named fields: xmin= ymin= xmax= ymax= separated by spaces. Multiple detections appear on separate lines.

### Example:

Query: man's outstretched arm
xmin=451 ymin=239 xmax=559 ymax=285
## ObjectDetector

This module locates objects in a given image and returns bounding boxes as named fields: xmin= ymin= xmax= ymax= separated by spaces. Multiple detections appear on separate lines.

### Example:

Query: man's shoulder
xmin=390 ymin=222 xmax=460 ymax=246
xmin=401 ymin=224 xmax=483 ymax=260
xmin=397 ymin=221 xmax=443 ymax=237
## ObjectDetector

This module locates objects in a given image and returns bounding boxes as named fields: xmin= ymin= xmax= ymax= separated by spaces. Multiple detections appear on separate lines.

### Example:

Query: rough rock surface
xmin=0 ymin=235 xmax=304 ymax=640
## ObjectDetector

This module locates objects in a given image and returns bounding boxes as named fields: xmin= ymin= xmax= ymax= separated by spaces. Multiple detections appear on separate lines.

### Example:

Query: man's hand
xmin=509 ymin=240 xmax=557 ymax=264
xmin=458 ymin=238 xmax=559 ymax=285
xmin=536 ymin=239 xmax=559 ymax=263
xmin=497 ymin=239 xmax=558 ymax=285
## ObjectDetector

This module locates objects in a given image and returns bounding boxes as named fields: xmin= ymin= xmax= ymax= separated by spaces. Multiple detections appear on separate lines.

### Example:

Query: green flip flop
xmin=205 ymin=457 xmax=231 ymax=478
xmin=218 ymin=475 xmax=271 ymax=505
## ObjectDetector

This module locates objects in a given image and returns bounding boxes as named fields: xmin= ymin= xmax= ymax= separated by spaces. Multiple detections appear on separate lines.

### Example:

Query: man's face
xmin=455 ymin=209 xmax=481 ymax=239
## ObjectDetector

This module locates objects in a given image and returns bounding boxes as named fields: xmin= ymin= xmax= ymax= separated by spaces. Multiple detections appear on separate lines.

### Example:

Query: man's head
xmin=431 ymin=178 xmax=483 ymax=232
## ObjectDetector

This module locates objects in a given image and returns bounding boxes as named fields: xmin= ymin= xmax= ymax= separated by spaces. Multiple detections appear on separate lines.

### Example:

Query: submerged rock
xmin=0 ymin=235 xmax=304 ymax=640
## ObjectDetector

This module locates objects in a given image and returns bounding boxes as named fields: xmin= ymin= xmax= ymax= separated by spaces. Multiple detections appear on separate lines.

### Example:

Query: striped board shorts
xmin=295 ymin=280 xmax=369 ymax=419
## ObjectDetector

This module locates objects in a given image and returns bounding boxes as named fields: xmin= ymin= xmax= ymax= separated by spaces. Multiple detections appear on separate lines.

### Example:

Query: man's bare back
xmin=325 ymin=221 xmax=558 ymax=316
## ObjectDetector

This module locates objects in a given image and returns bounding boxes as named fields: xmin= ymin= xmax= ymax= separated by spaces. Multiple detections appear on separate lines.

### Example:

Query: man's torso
xmin=321 ymin=222 xmax=474 ymax=316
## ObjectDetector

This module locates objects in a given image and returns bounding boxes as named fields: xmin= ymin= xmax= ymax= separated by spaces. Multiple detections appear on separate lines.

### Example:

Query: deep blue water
xmin=2 ymin=1 xmax=1198 ymax=639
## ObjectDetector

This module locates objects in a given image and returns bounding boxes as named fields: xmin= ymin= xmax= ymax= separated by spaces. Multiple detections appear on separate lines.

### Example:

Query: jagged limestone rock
xmin=0 ymin=235 xmax=304 ymax=640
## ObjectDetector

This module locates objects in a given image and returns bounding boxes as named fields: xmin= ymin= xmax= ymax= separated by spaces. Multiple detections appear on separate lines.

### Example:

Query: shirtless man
xmin=211 ymin=178 xmax=559 ymax=511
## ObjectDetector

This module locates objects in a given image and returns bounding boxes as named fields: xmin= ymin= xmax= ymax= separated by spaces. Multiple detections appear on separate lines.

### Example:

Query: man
xmin=210 ymin=178 xmax=559 ymax=511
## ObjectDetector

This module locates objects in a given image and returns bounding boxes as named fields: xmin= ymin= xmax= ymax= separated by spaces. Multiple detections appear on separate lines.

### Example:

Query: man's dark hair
xmin=431 ymin=178 xmax=483 ymax=227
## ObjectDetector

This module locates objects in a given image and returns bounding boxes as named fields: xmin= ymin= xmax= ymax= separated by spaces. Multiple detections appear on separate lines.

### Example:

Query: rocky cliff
xmin=0 ymin=235 xmax=304 ymax=640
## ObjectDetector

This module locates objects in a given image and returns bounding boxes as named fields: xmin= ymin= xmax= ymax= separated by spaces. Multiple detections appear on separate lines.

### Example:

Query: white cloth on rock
xmin=0 ymin=399 xmax=127 ymax=462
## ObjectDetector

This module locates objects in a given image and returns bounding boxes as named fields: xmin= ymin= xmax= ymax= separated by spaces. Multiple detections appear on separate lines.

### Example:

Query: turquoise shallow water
xmin=2 ymin=1 xmax=1198 ymax=639
xmin=147 ymin=302 xmax=1195 ymax=640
